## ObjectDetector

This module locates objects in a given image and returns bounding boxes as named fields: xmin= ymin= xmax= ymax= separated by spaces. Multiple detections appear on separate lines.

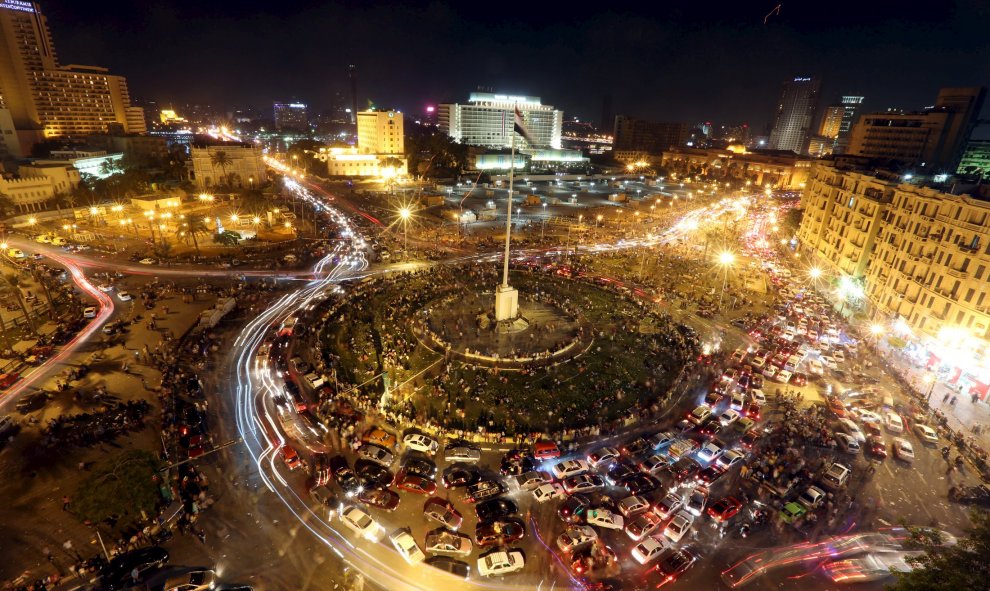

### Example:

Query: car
xmin=685 ymin=487 xmax=709 ymax=516
xmin=619 ymin=473 xmax=660 ymax=495
xmin=885 ymin=412 xmax=905 ymax=434
xmin=809 ymin=359 xmax=825 ymax=376
xmin=340 ymin=505 xmax=383 ymax=541
xmin=499 ymin=453 xmax=537 ymax=476
xmin=626 ymin=512 xmax=663 ymax=541
xmin=664 ymin=511 xmax=695 ymax=542
xmin=425 ymin=556 xmax=470 ymax=579
xmin=83 ymin=306 xmax=97 ymax=318
xmin=950 ymin=484 xmax=990 ymax=507
xmin=424 ymin=527 xmax=473 ymax=556
xmin=563 ymin=474 xmax=606 ymax=494
xmin=667 ymin=438 xmax=699 ymax=459
xmin=707 ymin=496 xmax=743 ymax=522
xmin=822 ymin=462 xmax=852 ymax=490
xmin=618 ymin=495 xmax=651 ymax=518
xmin=5 ymin=248 xmax=24 ymax=258
xmin=798 ymin=486 xmax=827 ymax=510
xmin=557 ymin=494 xmax=591 ymax=523
xmin=821 ymin=552 xmax=913 ymax=584
xmin=586 ymin=508 xmax=624 ymax=530
xmin=361 ymin=427 xmax=397 ymax=449
xmin=621 ymin=437 xmax=652 ymax=457
xmin=640 ymin=454 xmax=670 ymax=475
xmin=716 ymin=449 xmax=745 ymax=470
xmin=791 ymin=372 xmax=808 ymax=386
xmin=653 ymin=547 xmax=698 ymax=587
xmin=570 ymin=544 xmax=617 ymax=576
xmin=389 ymin=529 xmax=426 ymax=564
xmin=648 ymin=430 xmax=677 ymax=450
xmin=669 ymin=457 xmax=702 ymax=483
xmin=719 ymin=409 xmax=741 ymax=426
xmin=750 ymin=388 xmax=766 ymax=404
xmin=687 ymin=405 xmax=713 ymax=425
xmin=697 ymin=440 xmax=725 ymax=463
xmin=533 ymin=440 xmax=561 ymax=459
xmin=776 ymin=370 xmax=793 ymax=384
xmin=705 ymin=390 xmax=725 ymax=407
xmin=751 ymin=356 xmax=766 ymax=369
xmin=834 ymin=350 xmax=846 ymax=364
xmin=356 ymin=487 xmax=399 ymax=511
xmin=892 ymin=437 xmax=915 ymax=462
xmin=476 ymin=498 xmax=518 ymax=522
xmin=551 ymin=459 xmax=591 ymax=480
xmin=835 ymin=432 xmax=861 ymax=454
xmin=357 ymin=444 xmax=395 ymax=467
xmin=866 ymin=435 xmax=888 ymax=459
xmin=355 ymin=459 xmax=394 ymax=488
xmin=587 ymin=446 xmax=620 ymax=469
xmin=401 ymin=455 xmax=437 ymax=479
xmin=695 ymin=417 xmax=724 ymax=438
xmin=424 ymin=497 xmax=463 ymax=529
xmin=442 ymin=464 xmax=479 ymax=489
xmin=763 ymin=364 xmax=778 ymax=379
xmin=476 ymin=519 xmax=526 ymax=547
xmin=729 ymin=392 xmax=746 ymax=411
xmin=741 ymin=429 xmax=760 ymax=450
xmin=654 ymin=492 xmax=684 ymax=520
xmin=35 ymin=234 xmax=52 ymax=243
xmin=532 ymin=482 xmax=567 ymax=503
xmin=514 ymin=470 xmax=550 ymax=491
xmin=310 ymin=484 xmax=338 ymax=510
xmin=780 ymin=501 xmax=807 ymax=524
xmin=477 ymin=549 xmax=525 ymax=577
xmin=697 ymin=464 xmax=728 ymax=485
xmin=280 ymin=446 xmax=301 ymax=470
xmin=138 ymin=258 xmax=156 ymax=265
xmin=836 ymin=418 xmax=866 ymax=443
xmin=914 ymin=424 xmax=939 ymax=445
xmin=631 ymin=535 xmax=670 ymax=565
xmin=852 ymin=408 xmax=884 ymax=425
xmin=821 ymin=355 xmax=837 ymax=369
xmin=163 ymin=569 xmax=216 ymax=591
xmin=403 ymin=433 xmax=439 ymax=454
xmin=395 ymin=471 xmax=437 ymax=495
xmin=117 ymin=291 xmax=133 ymax=301
xmin=556 ymin=524 xmax=598 ymax=552
xmin=99 ymin=547 xmax=170 ymax=590
xmin=744 ymin=402 xmax=761 ymax=420
xmin=444 ymin=445 xmax=481 ymax=463
xmin=604 ymin=460 xmax=639 ymax=484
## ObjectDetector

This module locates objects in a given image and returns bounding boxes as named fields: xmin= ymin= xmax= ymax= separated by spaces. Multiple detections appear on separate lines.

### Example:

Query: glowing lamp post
xmin=717 ymin=251 xmax=735 ymax=311
xmin=399 ymin=207 xmax=411 ymax=256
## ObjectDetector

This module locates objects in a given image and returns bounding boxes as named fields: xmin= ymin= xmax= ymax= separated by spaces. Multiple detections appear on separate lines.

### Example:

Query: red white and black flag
xmin=513 ymin=106 xmax=536 ymax=145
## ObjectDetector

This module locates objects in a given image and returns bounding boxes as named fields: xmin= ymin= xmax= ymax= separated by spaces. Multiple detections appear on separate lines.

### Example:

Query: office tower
xmin=612 ymin=116 xmax=690 ymax=153
xmin=273 ymin=102 xmax=308 ymax=132
xmin=819 ymin=105 xmax=844 ymax=140
xmin=957 ymin=139 xmax=990 ymax=176
xmin=357 ymin=109 xmax=403 ymax=154
xmin=833 ymin=95 xmax=864 ymax=154
xmin=847 ymin=87 xmax=986 ymax=171
xmin=0 ymin=1 xmax=144 ymax=150
xmin=768 ymin=77 xmax=821 ymax=154
xmin=437 ymin=92 xmax=563 ymax=149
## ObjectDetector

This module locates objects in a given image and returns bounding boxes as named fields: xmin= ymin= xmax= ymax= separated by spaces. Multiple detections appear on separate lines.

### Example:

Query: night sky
xmin=44 ymin=0 xmax=990 ymax=132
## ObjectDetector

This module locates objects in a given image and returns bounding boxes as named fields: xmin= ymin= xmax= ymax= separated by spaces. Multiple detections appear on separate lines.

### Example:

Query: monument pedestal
xmin=494 ymin=285 xmax=519 ymax=322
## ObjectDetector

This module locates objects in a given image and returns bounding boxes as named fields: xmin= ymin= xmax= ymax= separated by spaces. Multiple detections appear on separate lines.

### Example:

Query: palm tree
xmin=186 ymin=215 xmax=209 ymax=257
xmin=210 ymin=150 xmax=233 ymax=187
xmin=99 ymin=158 xmax=124 ymax=177
xmin=3 ymin=274 xmax=35 ymax=333
xmin=30 ymin=268 xmax=56 ymax=319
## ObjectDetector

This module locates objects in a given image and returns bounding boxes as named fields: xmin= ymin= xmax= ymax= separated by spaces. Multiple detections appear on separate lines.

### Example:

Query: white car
xmin=697 ymin=441 xmax=725 ymax=463
xmin=776 ymin=370 xmax=793 ymax=384
xmin=836 ymin=418 xmax=866 ymax=443
xmin=551 ymin=459 xmax=590 ymax=480
xmin=556 ymin=525 xmax=597 ymax=552
xmin=617 ymin=495 xmax=651 ymax=518
xmin=654 ymin=493 xmax=683 ymax=520
xmin=798 ymin=485 xmax=827 ymax=510
xmin=586 ymin=508 xmax=624 ymax=530
xmin=6 ymin=249 xmax=25 ymax=259
xmin=562 ymin=474 xmax=605 ymax=494
xmin=403 ymin=433 xmax=439 ymax=454
xmin=117 ymin=291 xmax=133 ymax=301
xmin=625 ymin=512 xmax=662 ymax=541
xmin=688 ymin=405 xmax=713 ymax=425
xmin=631 ymin=535 xmax=670 ymax=565
xmin=139 ymin=258 xmax=156 ymax=265
xmin=531 ymin=483 xmax=567 ymax=503
xmin=96 ymin=284 xmax=114 ymax=292
xmin=389 ymin=529 xmax=425 ymax=564
xmin=834 ymin=350 xmax=846 ymax=364
xmin=340 ymin=505 xmax=383 ymax=541
xmin=763 ymin=364 xmax=778 ymax=379
xmin=716 ymin=449 xmax=745 ymax=469
xmin=515 ymin=471 xmax=550 ymax=491
xmin=809 ymin=359 xmax=825 ymax=376
xmin=750 ymin=389 xmax=767 ymax=405
xmin=444 ymin=446 xmax=482 ymax=463
xmin=163 ymin=569 xmax=216 ymax=591
xmin=852 ymin=408 xmax=883 ymax=425
xmin=821 ymin=355 xmax=837 ymax=369
xmin=835 ymin=432 xmax=861 ymax=454
xmin=639 ymin=454 xmax=670 ymax=475
xmin=82 ymin=306 xmax=97 ymax=318
xmin=884 ymin=412 xmax=904 ymax=434
xmin=663 ymin=511 xmax=695 ymax=543
xmin=719 ymin=409 xmax=741 ymax=426
xmin=730 ymin=393 xmax=746 ymax=411
xmin=477 ymin=549 xmax=525 ymax=577
xmin=893 ymin=438 xmax=915 ymax=463
xmin=357 ymin=444 xmax=394 ymax=467
xmin=914 ymin=424 xmax=939 ymax=444
xmin=587 ymin=446 xmax=620 ymax=469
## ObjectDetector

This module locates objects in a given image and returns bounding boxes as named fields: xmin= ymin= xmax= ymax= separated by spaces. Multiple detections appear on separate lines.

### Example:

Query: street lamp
xmin=717 ymin=250 xmax=735 ymax=311
xmin=870 ymin=323 xmax=884 ymax=348
xmin=399 ymin=207 xmax=411 ymax=255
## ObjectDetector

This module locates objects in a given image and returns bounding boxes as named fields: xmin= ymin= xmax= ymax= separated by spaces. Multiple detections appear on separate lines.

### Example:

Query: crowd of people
xmin=39 ymin=400 xmax=150 ymax=450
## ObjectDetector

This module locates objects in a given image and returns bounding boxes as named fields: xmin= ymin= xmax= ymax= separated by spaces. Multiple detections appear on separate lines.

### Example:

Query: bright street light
xmin=809 ymin=267 xmax=822 ymax=280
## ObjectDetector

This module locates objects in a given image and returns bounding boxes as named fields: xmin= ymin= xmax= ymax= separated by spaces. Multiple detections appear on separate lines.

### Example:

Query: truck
xmin=198 ymin=297 xmax=236 ymax=328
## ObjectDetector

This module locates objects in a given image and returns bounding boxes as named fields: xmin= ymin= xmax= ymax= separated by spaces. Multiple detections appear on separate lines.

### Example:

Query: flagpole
xmin=501 ymin=108 xmax=516 ymax=288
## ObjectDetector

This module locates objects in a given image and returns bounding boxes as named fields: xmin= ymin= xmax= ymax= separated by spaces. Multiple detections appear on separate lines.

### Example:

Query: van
xmin=667 ymin=438 xmax=699 ymax=460
xmin=533 ymin=440 xmax=561 ymax=460
xmin=821 ymin=462 xmax=851 ymax=490
xmin=305 ymin=373 xmax=325 ymax=389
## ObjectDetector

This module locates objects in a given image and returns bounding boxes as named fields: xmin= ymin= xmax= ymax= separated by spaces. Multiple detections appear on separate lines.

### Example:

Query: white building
xmin=324 ymin=147 xmax=408 ymax=177
xmin=438 ymin=93 xmax=563 ymax=150
xmin=357 ymin=110 xmax=404 ymax=154
xmin=189 ymin=140 xmax=266 ymax=189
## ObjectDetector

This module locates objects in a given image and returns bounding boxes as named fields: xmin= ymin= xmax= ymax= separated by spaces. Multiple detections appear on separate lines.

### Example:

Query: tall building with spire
xmin=0 ymin=1 xmax=144 ymax=154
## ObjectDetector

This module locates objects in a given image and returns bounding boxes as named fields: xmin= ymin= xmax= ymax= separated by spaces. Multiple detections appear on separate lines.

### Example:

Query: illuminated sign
xmin=0 ymin=0 xmax=35 ymax=13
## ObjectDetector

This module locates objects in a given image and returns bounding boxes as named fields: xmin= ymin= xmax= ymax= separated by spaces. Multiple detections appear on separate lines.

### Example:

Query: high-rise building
xmin=819 ymin=105 xmax=845 ymax=140
xmin=273 ymin=102 xmax=308 ymax=132
xmin=612 ymin=116 xmax=690 ymax=154
xmin=437 ymin=92 xmax=563 ymax=150
xmin=847 ymin=87 xmax=986 ymax=172
xmin=768 ymin=77 xmax=822 ymax=155
xmin=834 ymin=95 xmax=865 ymax=154
xmin=958 ymin=139 xmax=990 ymax=176
xmin=0 ymin=1 xmax=144 ymax=151
xmin=357 ymin=109 xmax=404 ymax=154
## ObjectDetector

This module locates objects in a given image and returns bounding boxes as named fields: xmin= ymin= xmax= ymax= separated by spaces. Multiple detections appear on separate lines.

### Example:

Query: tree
xmin=210 ymin=150 xmax=233 ymax=187
xmin=2 ymin=274 xmax=34 ymax=333
xmin=0 ymin=193 xmax=15 ymax=218
xmin=887 ymin=510 xmax=990 ymax=591
xmin=185 ymin=215 xmax=209 ymax=256
xmin=213 ymin=230 xmax=241 ymax=247
xmin=99 ymin=158 xmax=124 ymax=178
xmin=73 ymin=450 xmax=163 ymax=526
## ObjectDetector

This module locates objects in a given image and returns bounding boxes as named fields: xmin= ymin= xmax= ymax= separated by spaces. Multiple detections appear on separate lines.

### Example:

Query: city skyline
xmin=41 ymin=0 xmax=990 ymax=132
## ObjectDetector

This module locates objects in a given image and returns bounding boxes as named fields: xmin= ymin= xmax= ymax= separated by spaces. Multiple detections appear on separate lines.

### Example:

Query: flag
xmin=513 ymin=106 xmax=536 ymax=145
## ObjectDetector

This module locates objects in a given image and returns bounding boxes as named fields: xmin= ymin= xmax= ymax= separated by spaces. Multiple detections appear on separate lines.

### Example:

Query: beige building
xmin=661 ymin=146 xmax=812 ymax=190
xmin=324 ymin=147 xmax=408 ymax=177
xmin=189 ymin=140 xmax=266 ymax=189
xmin=325 ymin=109 xmax=408 ymax=178
xmin=0 ymin=174 xmax=57 ymax=211
xmin=357 ymin=110 xmax=404 ymax=154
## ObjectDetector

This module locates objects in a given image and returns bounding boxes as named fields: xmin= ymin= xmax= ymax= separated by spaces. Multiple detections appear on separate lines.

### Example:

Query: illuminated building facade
xmin=273 ymin=102 xmax=308 ymax=132
xmin=833 ymin=95 xmax=864 ymax=154
xmin=660 ymin=146 xmax=811 ymax=190
xmin=768 ymin=77 xmax=821 ymax=155
xmin=357 ymin=109 xmax=404 ymax=154
xmin=437 ymin=93 xmax=562 ymax=150
xmin=957 ymin=139 xmax=990 ymax=176
xmin=0 ymin=1 xmax=144 ymax=149
xmin=612 ymin=116 xmax=689 ymax=155
xmin=189 ymin=140 xmax=266 ymax=189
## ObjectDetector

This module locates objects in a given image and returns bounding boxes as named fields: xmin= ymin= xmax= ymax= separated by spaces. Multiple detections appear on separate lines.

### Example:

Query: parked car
xmin=424 ymin=497 xmax=463 ymax=529
xmin=425 ymin=528 xmax=473 ymax=556
xmin=556 ymin=525 xmax=598 ymax=552
xmin=477 ymin=549 xmax=525 ymax=577
xmin=476 ymin=519 xmax=526 ymax=548
xmin=389 ymin=529 xmax=426 ymax=564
